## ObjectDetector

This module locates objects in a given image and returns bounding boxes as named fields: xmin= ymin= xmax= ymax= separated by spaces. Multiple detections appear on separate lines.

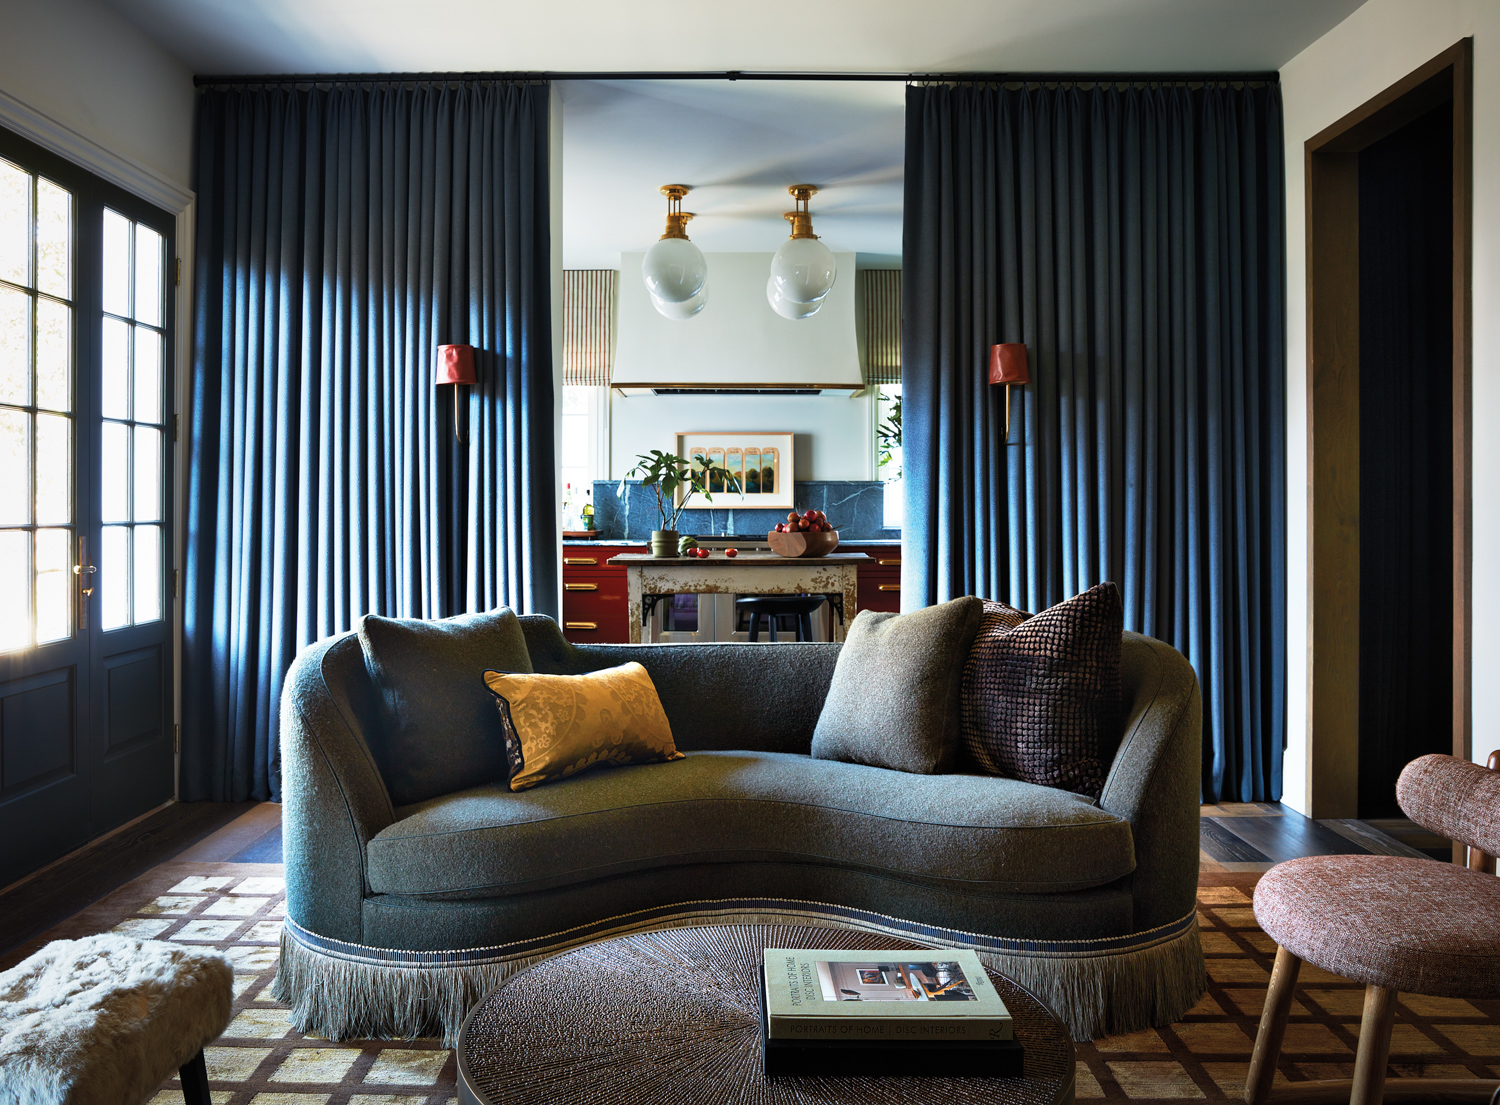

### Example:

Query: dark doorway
xmin=1305 ymin=39 xmax=1470 ymax=822
xmin=1356 ymin=103 xmax=1454 ymax=817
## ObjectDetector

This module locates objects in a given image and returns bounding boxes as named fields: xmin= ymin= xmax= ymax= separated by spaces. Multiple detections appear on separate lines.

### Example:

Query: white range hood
xmin=611 ymin=251 xmax=864 ymax=397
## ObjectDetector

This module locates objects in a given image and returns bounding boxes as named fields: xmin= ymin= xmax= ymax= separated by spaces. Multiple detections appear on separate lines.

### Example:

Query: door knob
xmin=74 ymin=536 xmax=96 ymax=628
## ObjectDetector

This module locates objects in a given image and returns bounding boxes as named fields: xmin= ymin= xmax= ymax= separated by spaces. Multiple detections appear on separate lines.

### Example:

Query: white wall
xmin=1280 ymin=0 xmax=1498 ymax=812
xmin=609 ymin=252 xmax=876 ymax=480
xmin=609 ymin=391 xmax=875 ymax=482
xmin=613 ymin=251 xmax=863 ymax=388
xmin=0 ymin=0 xmax=194 ymax=192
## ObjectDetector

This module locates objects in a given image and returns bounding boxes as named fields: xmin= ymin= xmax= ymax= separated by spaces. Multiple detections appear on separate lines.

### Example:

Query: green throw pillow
xmin=810 ymin=596 xmax=986 ymax=774
xmin=357 ymin=608 xmax=534 ymax=805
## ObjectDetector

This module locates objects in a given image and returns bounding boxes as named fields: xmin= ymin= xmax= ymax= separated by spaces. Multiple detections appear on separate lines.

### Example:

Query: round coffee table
xmin=457 ymin=924 xmax=1075 ymax=1105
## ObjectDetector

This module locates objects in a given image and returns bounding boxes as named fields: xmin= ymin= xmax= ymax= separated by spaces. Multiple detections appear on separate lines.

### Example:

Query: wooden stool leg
xmin=1350 ymin=985 xmax=1398 ymax=1105
xmin=1247 ymin=946 xmax=1303 ymax=1105
xmin=179 ymin=1049 xmax=210 ymax=1105
xmin=748 ymin=612 xmax=761 ymax=642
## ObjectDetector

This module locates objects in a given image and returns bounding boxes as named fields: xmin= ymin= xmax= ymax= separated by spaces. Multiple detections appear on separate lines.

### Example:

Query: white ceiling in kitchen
xmin=560 ymin=79 xmax=905 ymax=268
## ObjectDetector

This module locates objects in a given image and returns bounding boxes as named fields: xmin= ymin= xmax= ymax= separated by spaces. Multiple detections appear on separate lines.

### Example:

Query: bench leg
xmin=180 ymin=1049 xmax=210 ymax=1105
xmin=1247 ymin=945 xmax=1302 ymax=1105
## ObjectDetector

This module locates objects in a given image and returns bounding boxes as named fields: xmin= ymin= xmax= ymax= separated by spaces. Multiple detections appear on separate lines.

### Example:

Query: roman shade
xmin=562 ymin=269 xmax=616 ymax=387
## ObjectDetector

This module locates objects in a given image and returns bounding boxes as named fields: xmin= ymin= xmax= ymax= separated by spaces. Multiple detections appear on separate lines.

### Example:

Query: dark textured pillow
xmin=357 ymin=608 xmax=534 ymax=806
xmin=810 ymin=596 xmax=986 ymax=774
xmin=959 ymin=582 xmax=1123 ymax=798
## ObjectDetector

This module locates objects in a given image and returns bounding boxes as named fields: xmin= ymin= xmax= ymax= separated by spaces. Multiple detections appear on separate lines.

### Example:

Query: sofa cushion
xmin=810 ymin=597 xmax=986 ymax=774
xmin=959 ymin=584 xmax=1123 ymax=798
xmin=483 ymin=662 xmax=683 ymax=791
xmin=365 ymin=750 xmax=1135 ymax=900
xmin=357 ymin=608 xmax=533 ymax=806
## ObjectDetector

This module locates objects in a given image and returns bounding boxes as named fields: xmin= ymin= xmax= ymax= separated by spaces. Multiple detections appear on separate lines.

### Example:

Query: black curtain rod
xmin=194 ymin=69 xmax=1279 ymax=88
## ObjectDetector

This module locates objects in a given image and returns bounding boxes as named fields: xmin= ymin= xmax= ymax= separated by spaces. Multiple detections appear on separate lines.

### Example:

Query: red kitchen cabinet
xmin=842 ymin=544 xmax=902 ymax=615
xmin=562 ymin=544 xmax=643 ymax=643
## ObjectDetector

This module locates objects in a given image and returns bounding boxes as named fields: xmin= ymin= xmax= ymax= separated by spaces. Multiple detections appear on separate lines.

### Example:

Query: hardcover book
xmin=762 ymin=949 xmax=1013 ymax=1042
xmin=758 ymin=980 xmax=1025 ymax=1078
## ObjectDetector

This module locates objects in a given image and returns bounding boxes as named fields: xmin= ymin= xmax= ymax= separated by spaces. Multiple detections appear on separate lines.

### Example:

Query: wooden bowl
xmin=766 ymin=529 xmax=840 ymax=558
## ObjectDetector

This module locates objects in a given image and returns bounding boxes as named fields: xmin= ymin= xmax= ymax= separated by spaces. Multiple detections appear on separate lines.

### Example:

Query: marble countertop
xmin=608 ymin=552 xmax=872 ymax=565
xmin=563 ymin=537 xmax=900 ymax=546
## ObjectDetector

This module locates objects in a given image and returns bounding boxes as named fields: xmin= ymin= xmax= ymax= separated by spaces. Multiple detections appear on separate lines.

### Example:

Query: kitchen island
xmin=607 ymin=552 xmax=871 ymax=644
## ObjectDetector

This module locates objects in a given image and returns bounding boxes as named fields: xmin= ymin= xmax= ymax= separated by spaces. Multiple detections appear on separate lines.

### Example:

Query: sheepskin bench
xmin=0 ymin=933 xmax=233 ymax=1105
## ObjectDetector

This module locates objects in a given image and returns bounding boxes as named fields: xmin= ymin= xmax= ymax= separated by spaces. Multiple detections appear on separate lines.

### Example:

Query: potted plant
xmin=876 ymin=393 xmax=902 ymax=477
xmin=876 ymin=392 xmax=903 ymax=529
xmin=619 ymin=450 xmax=740 ymax=557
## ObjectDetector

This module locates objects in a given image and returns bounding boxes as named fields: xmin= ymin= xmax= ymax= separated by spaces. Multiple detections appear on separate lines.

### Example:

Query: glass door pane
xmin=0 ymin=156 xmax=72 ymax=652
xmin=98 ymin=208 xmax=165 ymax=631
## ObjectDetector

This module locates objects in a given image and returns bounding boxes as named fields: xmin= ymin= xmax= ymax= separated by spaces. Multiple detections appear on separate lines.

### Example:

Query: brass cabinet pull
xmin=564 ymin=583 xmax=599 ymax=592
xmin=877 ymin=558 xmax=901 ymax=566
xmin=564 ymin=557 xmax=598 ymax=566
xmin=565 ymin=621 xmax=598 ymax=631
xmin=877 ymin=584 xmax=901 ymax=592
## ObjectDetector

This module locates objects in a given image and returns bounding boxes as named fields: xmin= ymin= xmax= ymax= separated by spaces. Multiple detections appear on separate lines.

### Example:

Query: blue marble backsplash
xmin=593 ymin=480 xmax=897 ymax=541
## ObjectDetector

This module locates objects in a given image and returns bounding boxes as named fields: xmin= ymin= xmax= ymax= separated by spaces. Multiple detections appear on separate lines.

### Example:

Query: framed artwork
xmin=674 ymin=432 xmax=795 ymax=510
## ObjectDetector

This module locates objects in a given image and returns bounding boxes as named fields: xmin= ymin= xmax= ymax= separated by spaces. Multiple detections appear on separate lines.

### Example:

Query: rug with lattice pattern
xmin=6 ymin=863 xmax=1500 ymax=1104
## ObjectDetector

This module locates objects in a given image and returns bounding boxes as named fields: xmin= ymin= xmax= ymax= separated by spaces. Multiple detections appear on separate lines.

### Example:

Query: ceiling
xmin=560 ymin=80 xmax=904 ymax=268
xmin=100 ymin=0 xmax=1366 ymax=77
xmin=99 ymin=0 xmax=1368 ymax=268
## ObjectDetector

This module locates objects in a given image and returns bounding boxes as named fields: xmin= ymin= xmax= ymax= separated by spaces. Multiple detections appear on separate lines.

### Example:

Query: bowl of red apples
xmin=766 ymin=509 xmax=839 ymax=558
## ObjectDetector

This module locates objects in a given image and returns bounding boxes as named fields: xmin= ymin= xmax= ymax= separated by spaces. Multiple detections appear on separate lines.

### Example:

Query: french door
xmin=0 ymin=128 xmax=174 ymax=887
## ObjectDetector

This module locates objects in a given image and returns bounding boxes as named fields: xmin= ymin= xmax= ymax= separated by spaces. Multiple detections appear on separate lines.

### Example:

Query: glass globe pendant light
xmin=767 ymin=184 xmax=835 ymax=318
xmin=642 ymin=185 xmax=708 ymax=318
xmin=655 ymin=281 xmax=708 ymax=319
xmin=766 ymin=275 xmax=820 ymax=320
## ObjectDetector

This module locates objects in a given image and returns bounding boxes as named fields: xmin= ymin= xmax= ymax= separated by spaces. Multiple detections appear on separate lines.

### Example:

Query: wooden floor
xmin=0 ymin=799 xmax=277 ymax=959
xmin=1199 ymin=800 xmax=1449 ymax=872
xmin=0 ymin=798 xmax=1450 ymax=959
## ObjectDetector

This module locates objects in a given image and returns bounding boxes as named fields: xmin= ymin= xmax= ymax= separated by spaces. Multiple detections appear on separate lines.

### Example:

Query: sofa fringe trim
xmin=272 ymin=901 xmax=1203 ymax=1045
xmin=974 ymin=921 xmax=1204 ymax=1040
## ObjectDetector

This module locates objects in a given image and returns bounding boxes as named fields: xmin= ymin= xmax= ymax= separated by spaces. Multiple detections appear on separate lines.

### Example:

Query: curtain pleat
xmin=184 ymin=81 xmax=556 ymax=802
xmin=902 ymin=82 xmax=1285 ymax=802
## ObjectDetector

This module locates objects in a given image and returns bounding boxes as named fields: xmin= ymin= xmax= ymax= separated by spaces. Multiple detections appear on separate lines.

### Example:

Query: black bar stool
xmin=735 ymin=595 xmax=827 ymax=642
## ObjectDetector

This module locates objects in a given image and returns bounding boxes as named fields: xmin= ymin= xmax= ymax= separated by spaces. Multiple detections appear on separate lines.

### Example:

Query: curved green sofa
xmin=273 ymin=614 xmax=1203 ymax=1044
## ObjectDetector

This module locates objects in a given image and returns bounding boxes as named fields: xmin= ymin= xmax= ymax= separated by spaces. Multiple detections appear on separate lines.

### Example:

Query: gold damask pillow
xmin=481 ymin=662 xmax=683 ymax=791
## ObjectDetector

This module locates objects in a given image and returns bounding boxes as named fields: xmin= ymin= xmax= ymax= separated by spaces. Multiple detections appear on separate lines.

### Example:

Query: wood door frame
xmin=1305 ymin=39 xmax=1472 ymax=821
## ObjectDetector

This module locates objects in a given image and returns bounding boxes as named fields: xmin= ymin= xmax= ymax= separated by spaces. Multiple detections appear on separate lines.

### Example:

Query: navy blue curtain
xmin=184 ymin=80 xmax=557 ymax=802
xmin=902 ymin=81 xmax=1286 ymax=802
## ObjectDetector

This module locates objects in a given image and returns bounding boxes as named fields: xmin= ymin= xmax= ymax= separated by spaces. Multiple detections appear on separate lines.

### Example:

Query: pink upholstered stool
xmin=1246 ymin=755 xmax=1500 ymax=1105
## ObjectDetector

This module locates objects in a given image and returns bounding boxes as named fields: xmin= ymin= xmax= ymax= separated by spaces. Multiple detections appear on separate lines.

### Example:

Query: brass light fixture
xmin=642 ymin=184 xmax=708 ymax=319
xmin=767 ymin=184 xmax=837 ymax=320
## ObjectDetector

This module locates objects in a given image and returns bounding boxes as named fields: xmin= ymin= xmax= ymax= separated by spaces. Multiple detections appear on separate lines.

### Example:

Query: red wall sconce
xmin=989 ymin=343 xmax=1029 ymax=441
xmin=436 ymin=344 xmax=477 ymax=443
